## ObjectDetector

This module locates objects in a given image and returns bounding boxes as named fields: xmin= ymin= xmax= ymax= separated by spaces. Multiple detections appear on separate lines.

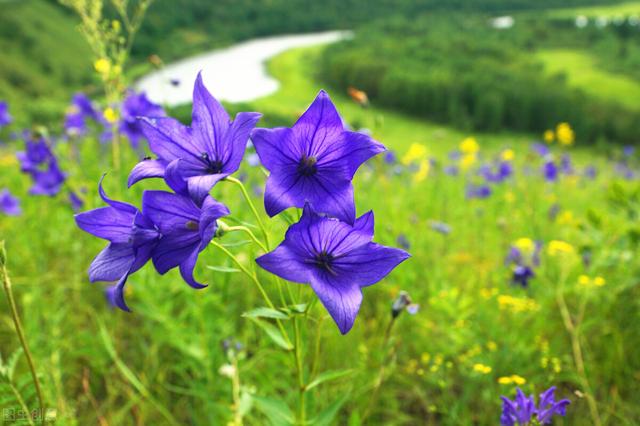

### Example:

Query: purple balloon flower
xmin=128 ymin=73 xmax=261 ymax=204
xmin=256 ymin=205 xmax=409 ymax=334
xmin=0 ymin=189 xmax=21 ymax=216
xmin=531 ymin=142 xmax=550 ymax=157
xmin=17 ymin=138 xmax=66 ymax=196
xmin=543 ymin=160 xmax=558 ymax=182
xmin=142 ymin=190 xmax=230 ymax=289
xmin=466 ymin=183 xmax=492 ymax=199
xmin=119 ymin=90 xmax=165 ymax=148
xmin=500 ymin=386 xmax=570 ymax=426
xmin=0 ymin=101 xmax=12 ymax=127
xmin=251 ymin=90 xmax=385 ymax=224
xmin=75 ymin=178 xmax=161 ymax=311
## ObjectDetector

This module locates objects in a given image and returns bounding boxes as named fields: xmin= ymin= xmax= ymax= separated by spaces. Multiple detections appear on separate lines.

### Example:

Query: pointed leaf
xmin=305 ymin=369 xmax=353 ymax=392
xmin=243 ymin=307 xmax=290 ymax=320
xmin=309 ymin=393 xmax=350 ymax=426
xmin=249 ymin=318 xmax=293 ymax=350
xmin=253 ymin=395 xmax=295 ymax=426
xmin=206 ymin=265 xmax=241 ymax=273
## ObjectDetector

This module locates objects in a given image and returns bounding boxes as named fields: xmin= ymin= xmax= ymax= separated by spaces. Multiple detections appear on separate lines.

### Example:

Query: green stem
xmin=210 ymin=240 xmax=292 ymax=347
xmin=0 ymin=242 xmax=46 ymax=426
xmin=225 ymin=177 xmax=270 ymax=249
xmin=293 ymin=317 xmax=306 ymax=425
xmin=362 ymin=316 xmax=397 ymax=422
xmin=222 ymin=224 xmax=268 ymax=253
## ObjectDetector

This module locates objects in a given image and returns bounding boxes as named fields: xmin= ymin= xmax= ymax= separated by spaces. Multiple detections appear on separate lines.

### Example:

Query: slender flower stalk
xmin=225 ymin=176 xmax=270 ymax=249
xmin=0 ymin=242 xmax=46 ymax=426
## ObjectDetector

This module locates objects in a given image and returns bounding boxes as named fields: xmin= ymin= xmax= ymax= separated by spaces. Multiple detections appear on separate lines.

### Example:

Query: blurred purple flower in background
xmin=384 ymin=150 xmax=397 ymax=164
xmin=0 ymin=101 xmax=12 ymax=128
xmin=396 ymin=234 xmax=410 ymax=250
xmin=560 ymin=154 xmax=573 ymax=175
xmin=17 ymin=138 xmax=66 ymax=196
xmin=531 ymin=142 xmax=549 ymax=157
xmin=583 ymin=165 xmax=597 ymax=180
xmin=429 ymin=220 xmax=451 ymax=235
xmin=119 ymin=90 xmax=165 ymax=148
xmin=623 ymin=145 xmax=635 ymax=157
xmin=69 ymin=191 xmax=84 ymax=212
xmin=251 ymin=90 xmax=385 ymax=224
xmin=0 ymin=189 xmax=21 ymax=216
xmin=500 ymin=386 xmax=570 ymax=426
xmin=391 ymin=290 xmax=419 ymax=318
xmin=466 ymin=183 xmax=491 ymax=199
xmin=505 ymin=240 xmax=541 ymax=287
xmin=129 ymin=73 xmax=261 ymax=204
xmin=256 ymin=205 xmax=409 ymax=334
xmin=64 ymin=93 xmax=99 ymax=136
xmin=543 ymin=160 xmax=558 ymax=182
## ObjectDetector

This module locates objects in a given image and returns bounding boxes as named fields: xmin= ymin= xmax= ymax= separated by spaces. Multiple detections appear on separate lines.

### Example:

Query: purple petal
xmin=256 ymin=244 xmax=311 ymax=283
xmin=309 ymin=275 xmax=363 ymax=334
xmin=251 ymin=127 xmax=299 ymax=170
xmin=128 ymin=159 xmax=168 ymax=187
xmin=191 ymin=72 xmax=230 ymax=155
xmin=352 ymin=211 xmax=374 ymax=236
xmin=332 ymin=243 xmax=410 ymax=287
xmin=142 ymin=190 xmax=200 ymax=233
xmin=139 ymin=116 xmax=200 ymax=161
xmin=199 ymin=196 xmax=230 ymax=245
xmin=187 ymin=173 xmax=228 ymax=205
xmin=75 ymin=207 xmax=136 ymax=243
xmin=98 ymin=175 xmax=137 ymax=214
xmin=152 ymin=230 xmax=201 ymax=274
xmin=293 ymin=90 xmax=343 ymax=157
xmin=220 ymin=111 xmax=262 ymax=173
xmin=319 ymin=131 xmax=386 ymax=178
xmin=179 ymin=246 xmax=207 ymax=289
xmin=88 ymin=244 xmax=135 ymax=282
xmin=111 ymin=272 xmax=132 ymax=312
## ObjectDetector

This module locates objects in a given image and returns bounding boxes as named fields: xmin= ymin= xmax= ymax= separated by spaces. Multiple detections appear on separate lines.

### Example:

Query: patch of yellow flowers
xmin=547 ymin=240 xmax=575 ymax=257
xmin=498 ymin=375 xmax=527 ymax=385
xmin=543 ymin=122 xmax=575 ymax=146
xmin=498 ymin=295 xmax=539 ymax=313
xmin=459 ymin=137 xmax=479 ymax=170
xmin=578 ymin=275 xmax=606 ymax=288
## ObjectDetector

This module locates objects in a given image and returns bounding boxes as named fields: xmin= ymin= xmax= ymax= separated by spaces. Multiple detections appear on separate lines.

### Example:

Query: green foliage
xmin=320 ymin=13 xmax=640 ymax=144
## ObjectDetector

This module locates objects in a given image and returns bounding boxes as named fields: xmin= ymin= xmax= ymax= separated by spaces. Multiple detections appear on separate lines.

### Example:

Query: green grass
xmin=0 ymin=0 xmax=94 ymax=125
xmin=1 ymin=44 xmax=639 ymax=425
xmin=536 ymin=48 xmax=640 ymax=111
xmin=552 ymin=1 xmax=640 ymax=17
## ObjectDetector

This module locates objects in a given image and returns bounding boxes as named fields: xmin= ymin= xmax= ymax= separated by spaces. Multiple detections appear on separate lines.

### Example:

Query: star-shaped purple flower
xmin=128 ymin=73 xmax=261 ymax=203
xmin=75 ymin=177 xmax=161 ymax=311
xmin=256 ymin=205 xmax=409 ymax=334
xmin=0 ymin=189 xmax=21 ymax=216
xmin=142 ymin=190 xmax=230 ymax=288
xmin=119 ymin=90 xmax=165 ymax=148
xmin=500 ymin=386 xmax=570 ymax=426
xmin=251 ymin=90 xmax=385 ymax=224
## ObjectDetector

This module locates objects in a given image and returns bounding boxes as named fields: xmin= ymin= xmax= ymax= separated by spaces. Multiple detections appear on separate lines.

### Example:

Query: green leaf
xmin=309 ymin=393 xmax=350 ymax=426
xmin=305 ymin=369 xmax=353 ymax=392
xmin=253 ymin=395 xmax=295 ymax=426
xmin=249 ymin=318 xmax=293 ymax=350
xmin=243 ymin=307 xmax=290 ymax=320
xmin=220 ymin=239 xmax=253 ymax=248
xmin=287 ymin=303 xmax=308 ymax=314
xmin=206 ymin=265 xmax=241 ymax=273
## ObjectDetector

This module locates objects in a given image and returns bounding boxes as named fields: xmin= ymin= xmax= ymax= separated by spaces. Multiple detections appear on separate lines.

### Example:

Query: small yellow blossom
xmin=460 ymin=153 xmax=477 ymax=170
xmin=460 ymin=137 xmax=480 ymax=154
xmin=421 ymin=353 xmax=431 ymax=364
xmin=593 ymin=276 xmax=606 ymax=286
xmin=94 ymin=58 xmax=111 ymax=75
xmin=501 ymin=149 xmax=515 ymax=161
xmin=402 ymin=143 xmax=428 ymax=165
xmin=578 ymin=275 xmax=606 ymax=288
xmin=514 ymin=238 xmax=535 ymax=254
xmin=556 ymin=122 xmax=575 ymax=146
xmin=498 ymin=375 xmax=526 ymax=385
xmin=498 ymin=295 xmax=539 ymax=313
xmin=473 ymin=363 xmax=492 ymax=374
xmin=557 ymin=211 xmax=576 ymax=226
xmin=578 ymin=275 xmax=591 ymax=286
xmin=504 ymin=191 xmax=515 ymax=203
xmin=413 ymin=159 xmax=430 ymax=183
xmin=543 ymin=129 xmax=555 ymax=144
xmin=487 ymin=341 xmax=497 ymax=352
xmin=480 ymin=287 xmax=498 ymax=299
xmin=103 ymin=107 xmax=118 ymax=123
xmin=111 ymin=20 xmax=121 ymax=32
xmin=547 ymin=240 xmax=575 ymax=256
xmin=0 ymin=154 xmax=18 ymax=167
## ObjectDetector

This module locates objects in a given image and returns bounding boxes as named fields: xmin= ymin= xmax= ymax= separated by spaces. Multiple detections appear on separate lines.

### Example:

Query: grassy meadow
xmin=1 ymin=1 xmax=640 ymax=425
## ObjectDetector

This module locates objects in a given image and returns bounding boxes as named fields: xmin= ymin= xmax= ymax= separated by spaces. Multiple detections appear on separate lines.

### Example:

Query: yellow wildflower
xmin=0 ymin=154 xmax=18 ymax=167
xmin=578 ymin=275 xmax=591 ymax=286
xmin=402 ymin=143 xmax=428 ymax=165
xmin=460 ymin=137 xmax=479 ymax=154
xmin=578 ymin=275 xmax=606 ymax=288
xmin=460 ymin=153 xmax=477 ymax=170
xmin=504 ymin=191 xmax=515 ymax=203
xmin=103 ymin=107 xmax=118 ymax=123
xmin=498 ymin=295 xmax=539 ymax=313
xmin=547 ymin=240 xmax=575 ymax=256
xmin=556 ymin=122 xmax=575 ymax=146
xmin=498 ymin=375 xmax=526 ymax=385
xmin=514 ymin=238 xmax=535 ymax=254
xmin=94 ymin=58 xmax=111 ymax=75
xmin=543 ymin=129 xmax=555 ymax=144
xmin=557 ymin=211 xmax=576 ymax=226
xmin=487 ymin=341 xmax=497 ymax=352
xmin=111 ymin=20 xmax=121 ymax=32
xmin=501 ymin=149 xmax=515 ymax=161
xmin=473 ymin=363 xmax=492 ymax=374
xmin=413 ymin=159 xmax=430 ymax=183
xmin=593 ymin=276 xmax=606 ymax=287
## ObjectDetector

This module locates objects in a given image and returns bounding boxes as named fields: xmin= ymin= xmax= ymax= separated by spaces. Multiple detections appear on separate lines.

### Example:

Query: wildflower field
xmin=1 ymin=1 xmax=640 ymax=425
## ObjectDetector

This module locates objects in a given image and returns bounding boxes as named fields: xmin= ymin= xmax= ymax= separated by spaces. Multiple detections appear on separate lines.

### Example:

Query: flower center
xmin=309 ymin=250 xmax=338 ymax=276
xmin=297 ymin=155 xmax=317 ymax=177
xmin=185 ymin=220 xmax=199 ymax=231
xmin=201 ymin=152 xmax=224 ymax=174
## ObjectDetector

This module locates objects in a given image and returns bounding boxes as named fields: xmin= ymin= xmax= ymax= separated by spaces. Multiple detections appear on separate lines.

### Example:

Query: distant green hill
xmin=0 ymin=0 xmax=93 ymax=126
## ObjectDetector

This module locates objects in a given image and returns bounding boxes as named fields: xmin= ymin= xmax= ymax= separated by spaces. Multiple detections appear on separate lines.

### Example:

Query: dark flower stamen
xmin=201 ymin=152 xmax=224 ymax=174
xmin=185 ymin=220 xmax=199 ymax=231
xmin=297 ymin=154 xmax=318 ymax=177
